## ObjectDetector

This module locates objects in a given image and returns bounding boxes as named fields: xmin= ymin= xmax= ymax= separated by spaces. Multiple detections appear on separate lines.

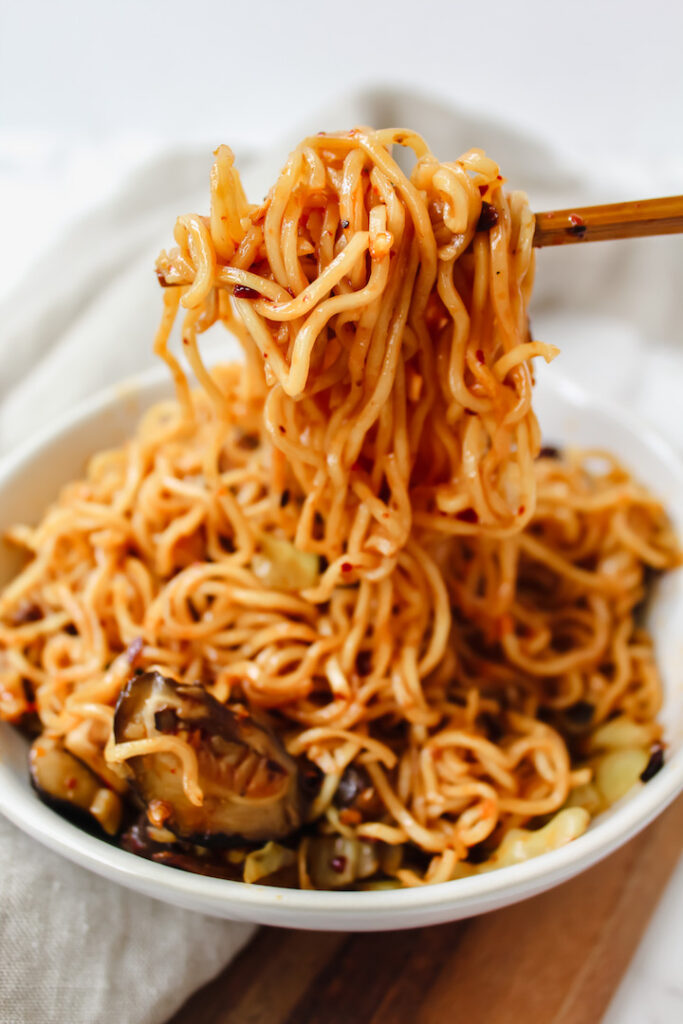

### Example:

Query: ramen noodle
xmin=0 ymin=129 xmax=679 ymax=889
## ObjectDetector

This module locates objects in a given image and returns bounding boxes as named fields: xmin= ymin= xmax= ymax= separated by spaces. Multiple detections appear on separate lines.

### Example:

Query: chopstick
xmin=533 ymin=194 xmax=683 ymax=247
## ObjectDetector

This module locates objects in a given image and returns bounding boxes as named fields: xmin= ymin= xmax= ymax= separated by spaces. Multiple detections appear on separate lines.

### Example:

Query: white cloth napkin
xmin=0 ymin=87 xmax=681 ymax=1024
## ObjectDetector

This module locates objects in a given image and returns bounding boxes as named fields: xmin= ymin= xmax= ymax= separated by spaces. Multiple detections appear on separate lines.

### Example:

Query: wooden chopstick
xmin=533 ymin=194 xmax=683 ymax=247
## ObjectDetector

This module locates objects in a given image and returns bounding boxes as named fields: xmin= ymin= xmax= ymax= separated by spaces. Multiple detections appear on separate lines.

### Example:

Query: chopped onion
xmin=588 ymin=715 xmax=656 ymax=753
xmin=252 ymin=534 xmax=320 ymax=591
xmin=307 ymin=836 xmax=379 ymax=888
xmin=594 ymin=748 xmax=649 ymax=807
xmin=482 ymin=808 xmax=590 ymax=870
xmin=243 ymin=841 xmax=297 ymax=884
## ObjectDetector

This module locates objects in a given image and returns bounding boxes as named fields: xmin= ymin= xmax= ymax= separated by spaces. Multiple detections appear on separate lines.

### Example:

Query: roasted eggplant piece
xmin=113 ymin=671 xmax=302 ymax=845
xmin=30 ymin=735 xmax=123 ymax=836
xmin=120 ymin=815 xmax=243 ymax=880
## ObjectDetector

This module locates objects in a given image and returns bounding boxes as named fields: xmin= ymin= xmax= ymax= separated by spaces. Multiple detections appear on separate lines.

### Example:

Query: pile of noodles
xmin=0 ymin=128 xmax=679 ymax=888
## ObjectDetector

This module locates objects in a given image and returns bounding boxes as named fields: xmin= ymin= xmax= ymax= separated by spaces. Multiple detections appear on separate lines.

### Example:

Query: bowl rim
xmin=0 ymin=364 xmax=681 ymax=920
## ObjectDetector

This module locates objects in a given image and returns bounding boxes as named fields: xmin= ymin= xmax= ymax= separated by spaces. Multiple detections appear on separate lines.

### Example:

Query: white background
xmin=1 ymin=2 xmax=682 ymax=1022
xmin=2 ymin=0 xmax=683 ymax=300
xmin=2 ymin=0 xmax=683 ymax=162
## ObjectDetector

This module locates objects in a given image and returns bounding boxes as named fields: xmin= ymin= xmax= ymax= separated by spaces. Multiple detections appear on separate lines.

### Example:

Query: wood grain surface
xmin=169 ymin=795 xmax=682 ymax=1024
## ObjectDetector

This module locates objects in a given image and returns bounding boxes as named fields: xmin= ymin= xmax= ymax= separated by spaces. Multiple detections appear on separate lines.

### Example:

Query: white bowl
xmin=1 ymin=364 xmax=681 ymax=931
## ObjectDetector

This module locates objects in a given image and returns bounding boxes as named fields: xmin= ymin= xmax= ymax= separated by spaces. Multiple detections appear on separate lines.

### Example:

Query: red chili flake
xmin=66 ymin=777 xmax=78 ymax=791
xmin=518 ymin=505 xmax=526 ymax=515
xmin=148 ymin=799 xmax=174 ymax=828
xmin=455 ymin=508 xmax=479 ymax=524
xmin=286 ymin=287 xmax=295 ymax=297
xmin=464 ymin=408 xmax=476 ymax=416
xmin=339 ymin=808 xmax=362 ymax=826
xmin=278 ymin=425 xmax=286 ymax=434
xmin=476 ymin=201 xmax=499 ymax=232
xmin=279 ymin=489 xmax=290 ymax=508
xmin=155 ymin=270 xmax=169 ymax=287
xmin=331 ymin=856 xmax=347 ymax=873
xmin=475 ymin=349 xmax=485 ymax=363
xmin=567 ymin=214 xmax=587 ymax=238
xmin=478 ymin=185 xmax=488 ymax=196
xmin=126 ymin=636 xmax=144 ymax=667
xmin=233 ymin=284 xmax=260 ymax=299
xmin=341 ymin=562 xmax=353 ymax=573
xmin=182 ymin=337 xmax=189 ymax=345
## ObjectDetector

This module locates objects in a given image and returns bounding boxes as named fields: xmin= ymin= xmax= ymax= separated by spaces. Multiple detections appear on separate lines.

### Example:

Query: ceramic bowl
xmin=0 ymin=364 xmax=681 ymax=930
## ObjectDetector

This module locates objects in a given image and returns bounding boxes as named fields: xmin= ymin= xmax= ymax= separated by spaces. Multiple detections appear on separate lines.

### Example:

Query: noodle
xmin=0 ymin=128 xmax=679 ymax=889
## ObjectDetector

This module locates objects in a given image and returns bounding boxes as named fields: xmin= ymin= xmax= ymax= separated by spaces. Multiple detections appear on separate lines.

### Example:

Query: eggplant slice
xmin=113 ymin=671 xmax=302 ymax=845
xmin=30 ymin=736 xmax=123 ymax=836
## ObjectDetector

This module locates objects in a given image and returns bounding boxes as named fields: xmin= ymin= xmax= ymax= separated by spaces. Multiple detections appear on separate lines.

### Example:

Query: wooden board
xmin=169 ymin=795 xmax=682 ymax=1024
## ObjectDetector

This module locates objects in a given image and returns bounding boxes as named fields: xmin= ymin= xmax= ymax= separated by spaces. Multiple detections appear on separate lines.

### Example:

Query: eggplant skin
xmin=113 ymin=672 xmax=302 ymax=845
xmin=29 ymin=736 xmax=123 ymax=836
